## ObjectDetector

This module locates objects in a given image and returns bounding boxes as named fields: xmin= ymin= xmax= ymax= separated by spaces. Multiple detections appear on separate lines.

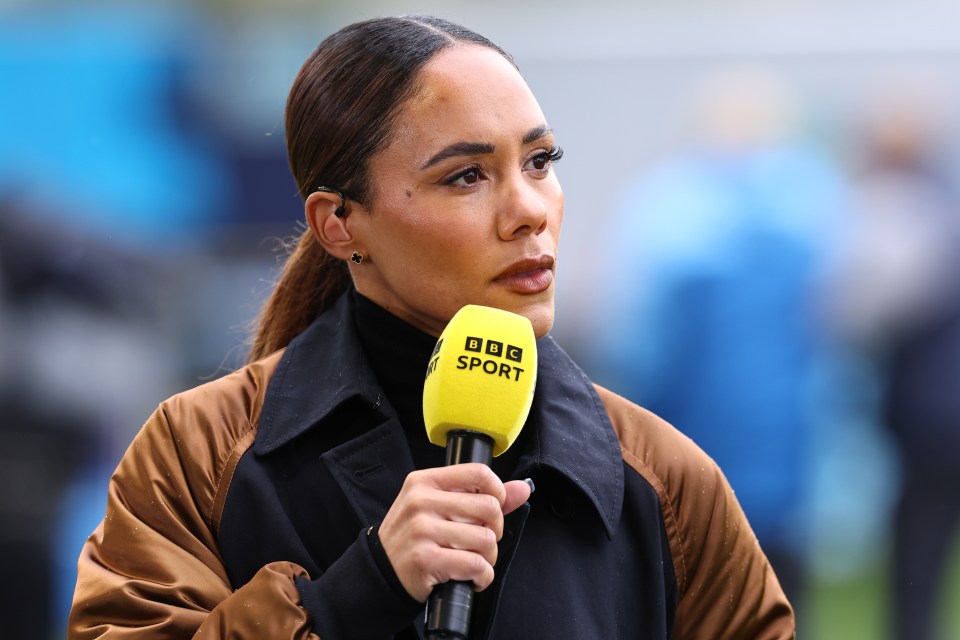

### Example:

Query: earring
xmin=351 ymin=251 xmax=364 ymax=264
xmin=316 ymin=186 xmax=347 ymax=217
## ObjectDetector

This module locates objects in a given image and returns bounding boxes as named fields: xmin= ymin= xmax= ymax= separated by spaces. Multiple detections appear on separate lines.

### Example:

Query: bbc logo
xmin=464 ymin=337 xmax=523 ymax=363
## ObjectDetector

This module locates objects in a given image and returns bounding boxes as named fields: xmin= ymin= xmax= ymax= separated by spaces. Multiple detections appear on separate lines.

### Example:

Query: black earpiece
xmin=316 ymin=186 xmax=347 ymax=217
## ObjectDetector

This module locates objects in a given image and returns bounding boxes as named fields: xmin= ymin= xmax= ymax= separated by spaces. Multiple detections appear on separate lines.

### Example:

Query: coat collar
xmin=254 ymin=291 xmax=624 ymax=537
xmin=254 ymin=291 xmax=387 ymax=454
xmin=527 ymin=338 xmax=625 ymax=537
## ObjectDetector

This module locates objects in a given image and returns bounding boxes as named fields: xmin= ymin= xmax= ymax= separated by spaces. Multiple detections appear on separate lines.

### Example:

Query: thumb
xmin=502 ymin=478 xmax=533 ymax=515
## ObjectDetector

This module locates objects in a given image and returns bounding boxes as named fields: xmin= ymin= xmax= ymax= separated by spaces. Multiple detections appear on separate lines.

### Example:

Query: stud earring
xmin=351 ymin=251 xmax=363 ymax=264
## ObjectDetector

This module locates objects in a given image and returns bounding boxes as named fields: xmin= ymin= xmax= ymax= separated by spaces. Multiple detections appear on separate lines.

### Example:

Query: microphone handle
xmin=443 ymin=430 xmax=494 ymax=466
xmin=425 ymin=430 xmax=494 ymax=640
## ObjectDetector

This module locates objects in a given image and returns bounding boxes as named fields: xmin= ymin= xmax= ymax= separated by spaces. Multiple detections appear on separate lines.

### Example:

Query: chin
xmin=515 ymin=300 xmax=555 ymax=339
xmin=466 ymin=291 xmax=555 ymax=337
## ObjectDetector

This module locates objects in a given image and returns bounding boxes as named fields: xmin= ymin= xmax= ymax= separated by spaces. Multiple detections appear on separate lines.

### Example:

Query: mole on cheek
xmin=405 ymin=190 xmax=412 ymax=198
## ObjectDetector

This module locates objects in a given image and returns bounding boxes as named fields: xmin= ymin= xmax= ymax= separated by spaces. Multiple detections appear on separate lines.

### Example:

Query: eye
xmin=442 ymin=165 xmax=485 ymax=188
xmin=525 ymin=146 xmax=564 ymax=173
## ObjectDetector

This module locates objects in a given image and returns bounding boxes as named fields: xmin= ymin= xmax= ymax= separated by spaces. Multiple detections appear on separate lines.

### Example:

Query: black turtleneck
xmin=352 ymin=289 xmax=445 ymax=470
xmin=351 ymin=289 xmax=525 ymax=479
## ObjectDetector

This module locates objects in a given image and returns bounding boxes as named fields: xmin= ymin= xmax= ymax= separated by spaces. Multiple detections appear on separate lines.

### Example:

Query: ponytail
xmin=246 ymin=230 xmax=349 ymax=363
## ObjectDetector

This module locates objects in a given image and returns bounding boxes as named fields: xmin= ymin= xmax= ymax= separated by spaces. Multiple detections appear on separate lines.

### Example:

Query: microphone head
xmin=423 ymin=305 xmax=538 ymax=457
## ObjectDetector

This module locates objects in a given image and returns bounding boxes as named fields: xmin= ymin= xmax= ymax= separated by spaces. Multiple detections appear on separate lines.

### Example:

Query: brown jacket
xmin=69 ymin=296 xmax=793 ymax=639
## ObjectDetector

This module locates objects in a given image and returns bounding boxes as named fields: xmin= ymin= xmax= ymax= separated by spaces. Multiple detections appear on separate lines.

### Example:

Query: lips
xmin=493 ymin=255 xmax=556 ymax=293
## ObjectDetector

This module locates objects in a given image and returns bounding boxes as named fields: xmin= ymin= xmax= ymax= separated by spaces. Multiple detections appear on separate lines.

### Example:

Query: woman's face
xmin=349 ymin=44 xmax=564 ymax=338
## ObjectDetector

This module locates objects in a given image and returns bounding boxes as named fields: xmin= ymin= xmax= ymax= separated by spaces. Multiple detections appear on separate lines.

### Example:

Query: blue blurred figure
xmin=826 ymin=79 xmax=960 ymax=640
xmin=589 ymin=69 xmax=846 ymax=608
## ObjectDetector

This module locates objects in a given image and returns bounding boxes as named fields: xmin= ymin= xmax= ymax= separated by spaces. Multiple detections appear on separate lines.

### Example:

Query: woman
xmin=69 ymin=15 xmax=794 ymax=639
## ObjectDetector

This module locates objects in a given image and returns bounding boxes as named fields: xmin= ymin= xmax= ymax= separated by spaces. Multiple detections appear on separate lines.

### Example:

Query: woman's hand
xmin=377 ymin=463 xmax=531 ymax=602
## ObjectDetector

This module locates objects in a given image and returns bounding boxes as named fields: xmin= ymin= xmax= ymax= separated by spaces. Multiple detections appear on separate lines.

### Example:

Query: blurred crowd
xmin=2 ymin=4 xmax=959 ymax=639
xmin=581 ymin=68 xmax=960 ymax=638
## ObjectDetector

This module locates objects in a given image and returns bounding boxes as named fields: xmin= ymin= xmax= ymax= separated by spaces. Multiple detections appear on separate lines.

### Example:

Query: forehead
xmin=389 ymin=44 xmax=547 ymax=153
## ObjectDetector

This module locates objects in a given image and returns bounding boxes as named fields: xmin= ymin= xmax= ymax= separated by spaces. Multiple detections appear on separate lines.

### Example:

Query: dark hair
xmin=247 ymin=16 xmax=514 ymax=363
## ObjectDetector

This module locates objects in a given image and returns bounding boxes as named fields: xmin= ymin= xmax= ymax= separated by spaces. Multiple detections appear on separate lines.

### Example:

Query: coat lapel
xmin=320 ymin=416 xmax=416 ymax=525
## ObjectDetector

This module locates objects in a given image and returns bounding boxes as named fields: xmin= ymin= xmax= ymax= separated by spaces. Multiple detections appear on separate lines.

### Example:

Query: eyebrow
xmin=522 ymin=124 xmax=552 ymax=145
xmin=419 ymin=124 xmax=553 ymax=171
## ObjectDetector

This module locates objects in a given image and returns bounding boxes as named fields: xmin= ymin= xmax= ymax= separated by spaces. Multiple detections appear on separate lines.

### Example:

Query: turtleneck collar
xmin=349 ymin=289 xmax=526 ymax=477
xmin=351 ymin=289 xmax=437 ymax=398
xmin=351 ymin=289 xmax=445 ymax=469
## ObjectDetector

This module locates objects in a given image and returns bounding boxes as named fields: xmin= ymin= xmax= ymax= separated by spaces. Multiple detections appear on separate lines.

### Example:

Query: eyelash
xmin=441 ymin=146 xmax=565 ymax=187
xmin=543 ymin=146 xmax=564 ymax=164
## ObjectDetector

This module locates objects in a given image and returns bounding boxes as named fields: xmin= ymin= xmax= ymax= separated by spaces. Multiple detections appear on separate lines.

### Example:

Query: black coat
xmin=70 ymin=293 xmax=794 ymax=639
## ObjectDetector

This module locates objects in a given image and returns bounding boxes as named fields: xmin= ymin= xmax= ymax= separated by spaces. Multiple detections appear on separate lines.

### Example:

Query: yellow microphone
xmin=423 ymin=304 xmax=537 ymax=457
xmin=422 ymin=304 xmax=538 ymax=639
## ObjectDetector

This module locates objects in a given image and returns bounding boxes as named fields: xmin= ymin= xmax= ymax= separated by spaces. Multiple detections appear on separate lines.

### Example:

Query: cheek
xmin=382 ymin=211 xmax=487 ymax=275
xmin=547 ymin=184 xmax=565 ymax=232
xmin=403 ymin=199 xmax=490 ymax=244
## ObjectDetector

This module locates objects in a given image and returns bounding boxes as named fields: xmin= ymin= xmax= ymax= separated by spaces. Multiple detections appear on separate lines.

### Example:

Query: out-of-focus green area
xmin=807 ymin=535 xmax=960 ymax=639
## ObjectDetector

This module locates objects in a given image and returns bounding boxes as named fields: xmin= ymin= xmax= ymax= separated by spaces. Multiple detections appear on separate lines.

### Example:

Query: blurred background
xmin=2 ymin=0 xmax=959 ymax=637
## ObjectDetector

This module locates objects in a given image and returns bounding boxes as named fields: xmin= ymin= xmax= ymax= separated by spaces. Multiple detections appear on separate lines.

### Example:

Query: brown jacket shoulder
xmin=595 ymin=384 xmax=796 ymax=640
xmin=68 ymin=352 xmax=321 ymax=639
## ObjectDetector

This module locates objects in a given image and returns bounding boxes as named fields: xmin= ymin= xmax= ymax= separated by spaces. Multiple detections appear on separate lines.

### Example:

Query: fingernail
xmin=524 ymin=477 xmax=536 ymax=494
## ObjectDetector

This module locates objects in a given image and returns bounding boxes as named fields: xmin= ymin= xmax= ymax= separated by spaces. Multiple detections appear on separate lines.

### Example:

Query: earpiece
xmin=316 ymin=186 xmax=347 ymax=217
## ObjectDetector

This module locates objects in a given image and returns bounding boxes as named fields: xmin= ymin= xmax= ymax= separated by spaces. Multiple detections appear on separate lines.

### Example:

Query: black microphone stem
xmin=444 ymin=430 xmax=494 ymax=466
xmin=425 ymin=430 xmax=494 ymax=639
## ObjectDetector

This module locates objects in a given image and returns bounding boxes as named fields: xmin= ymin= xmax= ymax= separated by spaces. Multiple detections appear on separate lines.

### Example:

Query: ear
xmin=305 ymin=190 xmax=355 ymax=259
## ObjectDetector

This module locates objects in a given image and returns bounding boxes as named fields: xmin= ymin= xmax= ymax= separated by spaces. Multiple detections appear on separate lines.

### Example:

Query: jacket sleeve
xmin=664 ymin=456 xmax=795 ymax=639
xmin=598 ymin=386 xmax=795 ymax=639
xmin=68 ymin=401 xmax=319 ymax=639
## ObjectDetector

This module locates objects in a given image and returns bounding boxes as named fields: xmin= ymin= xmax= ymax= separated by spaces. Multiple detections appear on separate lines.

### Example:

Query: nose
xmin=497 ymin=176 xmax=549 ymax=240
